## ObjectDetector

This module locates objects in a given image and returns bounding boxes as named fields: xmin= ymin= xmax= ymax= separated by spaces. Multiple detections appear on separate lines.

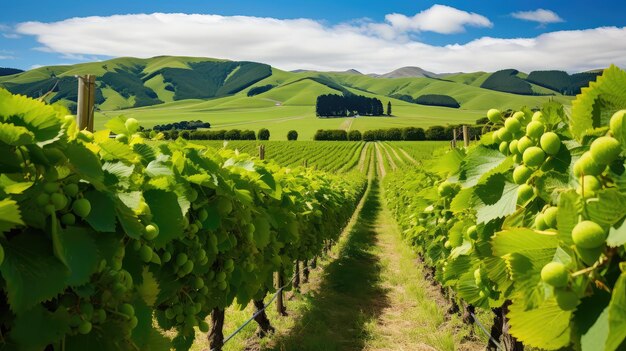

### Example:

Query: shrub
xmin=287 ymin=130 xmax=298 ymax=141
xmin=313 ymin=129 xmax=348 ymax=141
xmin=258 ymin=128 xmax=270 ymax=140
xmin=402 ymin=127 xmax=425 ymax=141
xmin=348 ymin=130 xmax=362 ymax=141
xmin=414 ymin=94 xmax=460 ymax=108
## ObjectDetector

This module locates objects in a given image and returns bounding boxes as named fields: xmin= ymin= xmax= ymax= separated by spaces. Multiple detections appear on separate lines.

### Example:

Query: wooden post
xmin=208 ymin=308 xmax=225 ymax=351
xmin=302 ymin=259 xmax=309 ymax=283
xmin=76 ymin=75 xmax=96 ymax=132
xmin=259 ymin=145 xmax=265 ymax=160
xmin=293 ymin=261 xmax=300 ymax=292
xmin=451 ymin=128 xmax=457 ymax=148
xmin=463 ymin=125 xmax=470 ymax=147
xmin=276 ymin=271 xmax=287 ymax=316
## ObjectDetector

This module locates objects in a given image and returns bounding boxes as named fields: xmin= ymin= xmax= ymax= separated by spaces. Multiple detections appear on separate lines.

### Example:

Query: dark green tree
xmin=258 ymin=128 xmax=270 ymax=140
xmin=387 ymin=101 xmax=392 ymax=116
xmin=287 ymin=130 xmax=298 ymax=141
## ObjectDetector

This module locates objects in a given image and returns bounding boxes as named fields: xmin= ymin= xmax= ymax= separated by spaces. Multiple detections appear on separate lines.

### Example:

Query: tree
xmin=287 ymin=130 xmax=298 ymax=141
xmin=387 ymin=101 xmax=392 ymax=116
xmin=402 ymin=127 xmax=425 ymax=141
xmin=348 ymin=130 xmax=362 ymax=141
xmin=425 ymin=126 xmax=447 ymax=140
xmin=258 ymin=128 xmax=270 ymax=140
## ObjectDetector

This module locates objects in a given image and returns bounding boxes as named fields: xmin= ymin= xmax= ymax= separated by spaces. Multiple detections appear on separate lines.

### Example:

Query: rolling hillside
xmin=0 ymin=56 xmax=602 ymax=139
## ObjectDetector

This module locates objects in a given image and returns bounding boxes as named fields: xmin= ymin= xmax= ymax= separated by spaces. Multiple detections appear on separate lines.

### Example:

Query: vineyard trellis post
xmin=463 ymin=125 xmax=470 ymax=147
xmin=276 ymin=271 xmax=287 ymax=316
xmin=259 ymin=144 xmax=265 ymax=160
xmin=76 ymin=74 xmax=96 ymax=132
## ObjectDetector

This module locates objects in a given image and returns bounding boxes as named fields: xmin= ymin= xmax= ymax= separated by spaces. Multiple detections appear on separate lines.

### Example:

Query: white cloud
xmin=385 ymin=4 xmax=492 ymax=34
xmin=3 ymin=33 xmax=21 ymax=39
xmin=14 ymin=13 xmax=626 ymax=73
xmin=511 ymin=9 xmax=564 ymax=25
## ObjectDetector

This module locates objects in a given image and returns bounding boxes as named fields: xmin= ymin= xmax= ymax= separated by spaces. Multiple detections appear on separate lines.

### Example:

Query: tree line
xmin=152 ymin=120 xmax=211 ymax=131
xmin=316 ymin=94 xmax=385 ymax=117
xmin=314 ymin=125 xmax=482 ymax=141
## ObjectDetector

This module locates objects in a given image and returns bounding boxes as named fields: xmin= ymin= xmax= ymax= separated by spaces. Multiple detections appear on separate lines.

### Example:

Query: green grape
xmin=517 ymin=136 xmax=535 ymax=154
xmin=119 ymin=303 xmax=135 ymax=318
xmin=80 ymin=301 xmax=94 ymax=318
xmin=217 ymin=197 xmax=233 ymax=216
xmin=139 ymin=245 xmax=154 ymax=263
xmin=46 ymin=167 xmax=59 ymax=182
xmin=543 ymin=207 xmax=558 ymax=229
xmin=589 ymin=136 xmax=621 ymax=165
xmin=193 ymin=277 xmax=205 ymax=289
xmin=162 ymin=251 xmax=172 ymax=262
xmin=526 ymin=121 xmax=545 ymax=139
xmin=467 ymin=225 xmax=478 ymax=240
xmin=144 ymin=223 xmax=159 ymax=240
xmin=541 ymin=262 xmax=569 ymax=287
xmin=36 ymin=193 xmax=50 ymax=207
xmin=131 ymin=240 xmax=142 ymax=251
xmin=61 ymin=213 xmax=76 ymax=225
xmin=577 ymin=175 xmax=602 ymax=198
xmin=540 ymin=132 xmax=561 ymax=155
xmin=523 ymin=147 xmax=545 ymax=168
xmin=176 ymin=253 xmax=188 ymax=266
xmin=532 ymin=111 xmax=545 ymax=122
xmin=555 ymin=289 xmax=579 ymax=311
xmin=216 ymin=271 xmax=226 ymax=282
xmin=43 ymin=182 xmax=59 ymax=194
xmin=182 ymin=260 xmax=194 ymax=274
xmin=72 ymin=198 xmax=91 ymax=218
xmin=77 ymin=320 xmax=92 ymax=335
xmin=63 ymin=183 xmax=80 ymax=197
xmin=505 ymin=117 xmax=521 ymax=133
xmin=51 ymin=193 xmax=68 ymax=211
xmin=535 ymin=214 xmax=549 ymax=230
xmin=573 ymin=153 xmax=604 ymax=177
xmin=44 ymin=204 xmax=56 ymax=215
xmin=437 ymin=181 xmax=455 ymax=198
xmin=508 ymin=140 xmax=519 ymax=154
xmin=198 ymin=209 xmax=208 ymax=222
xmin=218 ymin=281 xmax=227 ymax=291
xmin=512 ymin=165 xmax=533 ymax=184
xmin=165 ymin=308 xmax=176 ymax=319
xmin=499 ymin=141 xmax=509 ymax=155
xmin=198 ymin=320 xmax=210 ymax=333
xmin=94 ymin=309 xmax=107 ymax=323
xmin=572 ymin=221 xmax=606 ymax=249
xmin=224 ymin=258 xmax=234 ymax=271
xmin=609 ymin=110 xmax=625 ymax=138
xmin=69 ymin=314 xmax=82 ymax=327
xmin=125 ymin=118 xmax=140 ymax=134
xmin=498 ymin=127 xmax=512 ymax=142
xmin=512 ymin=111 xmax=526 ymax=121
xmin=129 ymin=316 xmax=138 ymax=329
xmin=487 ymin=109 xmax=502 ymax=123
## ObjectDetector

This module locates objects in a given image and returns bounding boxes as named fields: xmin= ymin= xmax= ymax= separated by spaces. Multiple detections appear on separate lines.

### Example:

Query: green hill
xmin=0 ymin=55 xmax=601 ymax=140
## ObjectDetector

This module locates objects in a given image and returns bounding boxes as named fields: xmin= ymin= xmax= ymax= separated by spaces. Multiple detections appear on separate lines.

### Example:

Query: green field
xmin=0 ymin=56 xmax=578 ymax=141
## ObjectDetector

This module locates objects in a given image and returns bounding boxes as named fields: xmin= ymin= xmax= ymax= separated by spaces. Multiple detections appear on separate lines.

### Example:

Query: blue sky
xmin=1 ymin=1 xmax=625 ymax=73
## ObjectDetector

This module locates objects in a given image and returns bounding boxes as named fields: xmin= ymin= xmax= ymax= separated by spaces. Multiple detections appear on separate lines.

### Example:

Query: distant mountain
xmin=376 ymin=66 xmax=440 ymax=79
xmin=0 ymin=68 xmax=24 ymax=77
xmin=291 ymin=68 xmax=363 ymax=75
xmin=0 ymin=56 xmax=602 ymax=114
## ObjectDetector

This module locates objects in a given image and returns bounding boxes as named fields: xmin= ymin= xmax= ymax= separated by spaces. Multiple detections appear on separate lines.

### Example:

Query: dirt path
xmin=358 ymin=142 xmax=371 ymax=173
xmin=378 ymin=142 xmax=397 ymax=171
xmin=374 ymin=143 xmax=387 ymax=178
xmin=397 ymin=147 xmax=417 ymax=165
xmin=384 ymin=143 xmax=406 ymax=167
xmin=339 ymin=118 xmax=355 ymax=131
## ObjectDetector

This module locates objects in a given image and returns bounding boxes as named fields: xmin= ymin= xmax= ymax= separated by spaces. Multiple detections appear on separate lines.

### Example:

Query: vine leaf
xmin=0 ymin=122 xmax=35 ymax=146
xmin=557 ymin=190 xmax=582 ymax=246
xmin=474 ymin=174 xmax=518 ymax=224
xmin=606 ymin=273 xmax=626 ymax=351
xmin=59 ymin=226 xmax=100 ymax=286
xmin=83 ymin=191 xmax=117 ymax=232
xmin=137 ymin=268 xmax=160 ymax=307
xmin=1 ymin=231 xmax=69 ymax=313
xmin=459 ymin=145 xmax=510 ymax=187
xmin=607 ymin=220 xmax=626 ymax=247
xmin=570 ymin=65 xmax=626 ymax=141
xmin=144 ymin=189 xmax=185 ymax=249
xmin=65 ymin=142 xmax=105 ymax=188
xmin=508 ymin=299 xmax=572 ymax=350
xmin=0 ymin=198 xmax=24 ymax=233
xmin=9 ymin=304 xmax=71 ymax=350
xmin=586 ymin=189 xmax=626 ymax=229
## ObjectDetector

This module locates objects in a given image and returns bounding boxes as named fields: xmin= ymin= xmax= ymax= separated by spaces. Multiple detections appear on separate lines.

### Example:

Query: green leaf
xmin=475 ymin=177 xmax=518 ymax=224
xmin=570 ymin=65 xmax=626 ymax=141
xmin=133 ymin=143 xmax=157 ymax=164
xmin=9 ymin=304 xmax=70 ymax=351
xmin=104 ymin=116 xmax=128 ymax=135
xmin=1 ymin=231 xmax=68 ymax=313
xmin=84 ymin=191 xmax=117 ymax=232
xmin=58 ymin=226 xmax=100 ymax=286
xmin=535 ymin=171 xmax=570 ymax=204
xmin=144 ymin=190 xmax=185 ymax=249
xmin=558 ymin=190 xmax=582 ymax=246
xmin=0 ymin=90 xmax=64 ymax=144
xmin=460 ymin=145 xmax=509 ymax=187
xmin=492 ymin=228 xmax=559 ymax=257
xmin=0 ymin=174 xmax=33 ymax=194
xmin=98 ymin=139 xmax=136 ymax=162
xmin=0 ymin=198 xmax=24 ymax=233
xmin=581 ymin=307 xmax=609 ymax=351
xmin=606 ymin=273 xmax=626 ymax=351
xmin=586 ymin=189 xmax=626 ymax=228
xmin=65 ymin=142 xmax=104 ymax=187
xmin=115 ymin=198 xmax=144 ymax=239
xmin=0 ymin=122 xmax=35 ymax=146
xmin=508 ymin=299 xmax=572 ymax=350
xmin=137 ymin=268 xmax=160 ymax=307
xmin=607 ymin=219 xmax=626 ymax=247
xmin=146 ymin=155 xmax=174 ymax=178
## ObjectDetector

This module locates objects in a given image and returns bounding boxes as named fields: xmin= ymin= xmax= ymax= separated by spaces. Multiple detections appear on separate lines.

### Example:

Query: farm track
xmin=358 ymin=142 xmax=371 ymax=173
xmin=378 ymin=142 xmax=398 ymax=171
xmin=397 ymin=147 xmax=417 ymax=164
xmin=374 ymin=143 xmax=387 ymax=178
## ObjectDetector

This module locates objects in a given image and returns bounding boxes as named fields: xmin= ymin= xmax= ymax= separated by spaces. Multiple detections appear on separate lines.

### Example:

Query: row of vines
xmin=0 ymin=88 xmax=366 ymax=350
xmin=384 ymin=65 xmax=626 ymax=350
